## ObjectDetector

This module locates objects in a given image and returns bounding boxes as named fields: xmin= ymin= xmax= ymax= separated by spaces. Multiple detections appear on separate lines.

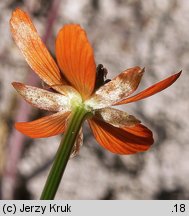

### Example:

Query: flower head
xmin=10 ymin=8 xmax=181 ymax=155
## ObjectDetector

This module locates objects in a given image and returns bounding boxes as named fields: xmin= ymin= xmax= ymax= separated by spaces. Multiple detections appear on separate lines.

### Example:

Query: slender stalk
xmin=40 ymin=105 xmax=90 ymax=200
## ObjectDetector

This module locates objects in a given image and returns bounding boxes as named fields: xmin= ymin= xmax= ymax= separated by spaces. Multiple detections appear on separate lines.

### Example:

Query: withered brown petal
xmin=95 ymin=107 xmax=140 ymax=128
xmin=12 ymin=82 xmax=71 ymax=112
xmin=70 ymin=128 xmax=83 ymax=158
xmin=85 ymin=66 xmax=144 ymax=109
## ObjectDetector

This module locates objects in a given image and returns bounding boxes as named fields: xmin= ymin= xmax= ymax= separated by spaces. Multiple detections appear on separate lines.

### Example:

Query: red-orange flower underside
xmin=10 ymin=8 xmax=181 ymax=154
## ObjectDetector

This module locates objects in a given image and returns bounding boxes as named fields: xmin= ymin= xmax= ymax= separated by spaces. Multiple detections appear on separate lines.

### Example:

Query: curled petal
xmin=95 ymin=107 xmax=140 ymax=128
xmin=12 ymin=82 xmax=71 ymax=112
xmin=15 ymin=111 xmax=71 ymax=138
xmin=56 ymin=24 xmax=96 ymax=99
xmin=85 ymin=66 xmax=144 ymax=109
xmin=10 ymin=8 xmax=66 ymax=93
xmin=115 ymin=71 xmax=182 ymax=105
xmin=88 ymin=117 xmax=153 ymax=155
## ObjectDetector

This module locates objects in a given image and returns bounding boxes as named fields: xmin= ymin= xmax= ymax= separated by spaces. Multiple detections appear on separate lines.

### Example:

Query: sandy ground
xmin=0 ymin=0 xmax=189 ymax=199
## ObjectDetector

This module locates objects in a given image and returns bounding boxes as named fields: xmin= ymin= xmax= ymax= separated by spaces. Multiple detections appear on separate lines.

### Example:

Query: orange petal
xmin=56 ymin=24 xmax=96 ymax=99
xmin=10 ymin=8 xmax=65 ymax=92
xmin=88 ymin=117 xmax=153 ymax=155
xmin=115 ymin=71 xmax=182 ymax=105
xmin=85 ymin=67 xmax=144 ymax=109
xmin=95 ymin=107 xmax=140 ymax=128
xmin=12 ymin=82 xmax=71 ymax=112
xmin=15 ymin=111 xmax=71 ymax=138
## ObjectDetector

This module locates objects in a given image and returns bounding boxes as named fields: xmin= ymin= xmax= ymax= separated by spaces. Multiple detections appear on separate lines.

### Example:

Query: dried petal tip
xmin=12 ymin=82 xmax=22 ymax=89
xmin=176 ymin=70 xmax=182 ymax=77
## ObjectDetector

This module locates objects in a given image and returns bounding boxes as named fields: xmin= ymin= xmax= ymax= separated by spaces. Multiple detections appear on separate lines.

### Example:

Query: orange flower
xmin=10 ymin=8 xmax=181 ymax=155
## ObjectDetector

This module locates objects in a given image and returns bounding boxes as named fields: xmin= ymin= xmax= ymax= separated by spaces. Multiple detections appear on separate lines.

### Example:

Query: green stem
xmin=40 ymin=105 xmax=90 ymax=200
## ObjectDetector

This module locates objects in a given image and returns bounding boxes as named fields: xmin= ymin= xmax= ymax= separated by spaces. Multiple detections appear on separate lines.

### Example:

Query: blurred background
xmin=0 ymin=0 xmax=188 ymax=200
